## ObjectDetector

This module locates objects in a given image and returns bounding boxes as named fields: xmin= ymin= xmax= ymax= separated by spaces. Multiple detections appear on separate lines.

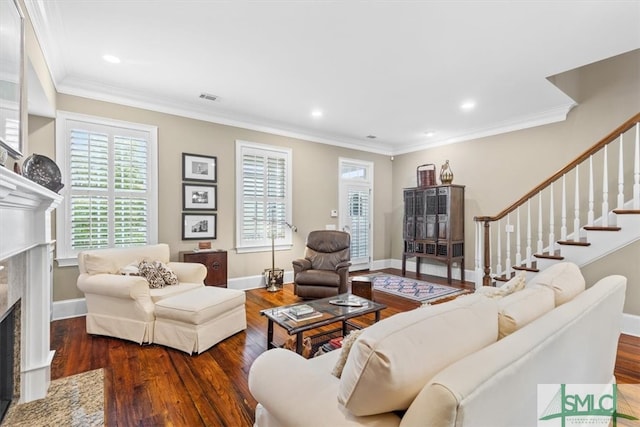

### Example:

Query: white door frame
xmin=338 ymin=157 xmax=373 ymax=271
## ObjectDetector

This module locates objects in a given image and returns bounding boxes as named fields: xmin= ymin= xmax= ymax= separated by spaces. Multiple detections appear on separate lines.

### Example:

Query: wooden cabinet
xmin=402 ymin=185 xmax=464 ymax=284
xmin=179 ymin=250 xmax=227 ymax=288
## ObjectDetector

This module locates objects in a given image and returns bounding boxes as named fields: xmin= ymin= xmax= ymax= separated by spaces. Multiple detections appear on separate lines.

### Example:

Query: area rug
xmin=2 ymin=368 xmax=104 ymax=427
xmin=366 ymin=274 xmax=466 ymax=304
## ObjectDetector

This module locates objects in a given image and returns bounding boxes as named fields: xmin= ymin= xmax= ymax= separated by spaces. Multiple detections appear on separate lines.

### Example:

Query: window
xmin=55 ymin=111 xmax=158 ymax=266
xmin=236 ymin=140 xmax=292 ymax=253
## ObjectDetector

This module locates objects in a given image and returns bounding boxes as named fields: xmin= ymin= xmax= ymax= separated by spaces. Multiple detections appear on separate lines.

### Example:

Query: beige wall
xmin=29 ymin=95 xmax=393 ymax=301
xmin=392 ymin=49 xmax=640 ymax=315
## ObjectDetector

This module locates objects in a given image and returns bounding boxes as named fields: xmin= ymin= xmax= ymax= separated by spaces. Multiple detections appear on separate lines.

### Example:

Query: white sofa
xmin=77 ymin=244 xmax=207 ymax=344
xmin=248 ymin=263 xmax=626 ymax=427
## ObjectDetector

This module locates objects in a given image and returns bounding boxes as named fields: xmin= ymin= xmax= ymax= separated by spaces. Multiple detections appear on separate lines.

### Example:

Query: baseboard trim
xmin=52 ymin=298 xmax=87 ymax=320
xmin=622 ymin=313 xmax=640 ymax=337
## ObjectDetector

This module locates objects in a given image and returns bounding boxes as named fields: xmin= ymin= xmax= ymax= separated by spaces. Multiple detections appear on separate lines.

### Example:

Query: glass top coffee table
xmin=261 ymin=293 xmax=386 ymax=354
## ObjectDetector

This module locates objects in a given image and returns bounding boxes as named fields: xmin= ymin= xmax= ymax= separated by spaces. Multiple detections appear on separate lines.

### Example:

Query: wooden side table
xmin=179 ymin=250 xmax=227 ymax=288
xmin=350 ymin=276 xmax=373 ymax=301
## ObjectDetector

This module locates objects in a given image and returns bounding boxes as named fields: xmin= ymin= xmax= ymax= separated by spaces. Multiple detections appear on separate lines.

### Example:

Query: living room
xmin=1 ymin=1 xmax=639 ymax=425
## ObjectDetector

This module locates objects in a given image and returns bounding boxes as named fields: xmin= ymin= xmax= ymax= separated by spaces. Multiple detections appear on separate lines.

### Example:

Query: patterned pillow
xmin=138 ymin=260 xmax=165 ymax=288
xmin=154 ymin=261 xmax=178 ymax=286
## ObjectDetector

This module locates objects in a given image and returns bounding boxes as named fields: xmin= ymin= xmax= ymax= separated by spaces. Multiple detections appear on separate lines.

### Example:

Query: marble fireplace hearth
xmin=0 ymin=166 xmax=61 ymax=418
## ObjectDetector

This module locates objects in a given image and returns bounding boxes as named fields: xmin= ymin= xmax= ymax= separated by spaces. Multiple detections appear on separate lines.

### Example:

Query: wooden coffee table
xmin=260 ymin=293 xmax=386 ymax=354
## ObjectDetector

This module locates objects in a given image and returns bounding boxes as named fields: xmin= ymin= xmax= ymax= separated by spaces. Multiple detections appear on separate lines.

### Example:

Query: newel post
xmin=483 ymin=221 xmax=492 ymax=286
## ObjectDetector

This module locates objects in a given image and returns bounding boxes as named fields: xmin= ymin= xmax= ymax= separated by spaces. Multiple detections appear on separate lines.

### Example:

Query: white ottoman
xmin=153 ymin=286 xmax=246 ymax=354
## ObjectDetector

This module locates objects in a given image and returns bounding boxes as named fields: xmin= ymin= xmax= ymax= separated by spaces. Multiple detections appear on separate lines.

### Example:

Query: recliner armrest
xmin=166 ymin=262 xmax=207 ymax=284
xmin=335 ymin=261 xmax=352 ymax=271
xmin=292 ymin=258 xmax=312 ymax=273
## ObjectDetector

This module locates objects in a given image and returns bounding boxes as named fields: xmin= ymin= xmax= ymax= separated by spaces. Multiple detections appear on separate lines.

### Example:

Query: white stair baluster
xmin=505 ymin=214 xmax=512 ymax=278
xmin=634 ymin=122 xmax=640 ymax=209
xmin=561 ymin=175 xmax=567 ymax=241
xmin=574 ymin=165 xmax=580 ymax=240
xmin=515 ymin=208 xmax=522 ymax=267
xmin=588 ymin=156 xmax=594 ymax=226
xmin=496 ymin=221 xmax=502 ymax=278
xmin=526 ymin=200 xmax=532 ymax=267
xmin=537 ymin=191 xmax=543 ymax=255
xmin=618 ymin=133 xmax=625 ymax=210
xmin=475 ymin=221 xmax=483 ymax=289
xmin=602 ymin=145 xmax=609 ymax=226
xmin=548 ymin=183 xmax=555 ymax=253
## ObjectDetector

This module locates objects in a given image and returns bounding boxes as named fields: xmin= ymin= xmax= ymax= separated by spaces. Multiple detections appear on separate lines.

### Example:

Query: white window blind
xmin=56 ymin=112 xmax=158 ymax=265
xmin=236 ymin=141 xmax=292 ymax=253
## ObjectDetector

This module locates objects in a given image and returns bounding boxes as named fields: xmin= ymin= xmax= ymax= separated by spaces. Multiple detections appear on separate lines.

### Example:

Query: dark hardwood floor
xmin=49 ymin=269 xmax=640 ymax=426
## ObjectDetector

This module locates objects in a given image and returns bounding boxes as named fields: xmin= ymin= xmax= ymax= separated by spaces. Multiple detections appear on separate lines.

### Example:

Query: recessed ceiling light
xmin=311 ymin=109 xmax=323 ymax=118
xmin=103 ymin=54 xmax=121 ymax=64
xmin=424 ymin=131 xmax=436 ymax=137
xmin=366 ymin=135 xmax=377 ymax=139
xmin=460 ymin=100 xmax=476 ymax=111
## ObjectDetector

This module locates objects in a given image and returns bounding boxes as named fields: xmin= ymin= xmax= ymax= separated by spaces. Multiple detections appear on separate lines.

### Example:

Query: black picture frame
xmin=182 ymin=213 xmax=217 ymax=240
xmin=183 ymin=183 xmax=217 ymax=211
xmin=182 ymin=152 xmax=217 ymax=183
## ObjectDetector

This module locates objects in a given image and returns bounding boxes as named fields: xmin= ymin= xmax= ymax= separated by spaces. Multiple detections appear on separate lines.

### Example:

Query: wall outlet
xmin=505 ymin=224 xmax=514 ymax=233
xmin=330 ymin=209 xmax=338 ymax=217
xmin=325 ymin=224 xmax=336 ymax=230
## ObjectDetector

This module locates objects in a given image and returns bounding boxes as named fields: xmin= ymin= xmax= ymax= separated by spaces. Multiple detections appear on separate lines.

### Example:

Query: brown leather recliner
xmin=292 ymin=230 xmax=351 ymax=299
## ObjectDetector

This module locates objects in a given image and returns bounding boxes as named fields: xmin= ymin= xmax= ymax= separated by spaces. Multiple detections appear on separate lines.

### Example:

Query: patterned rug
xmin=2 ymin=368 xmax=104 ymax=427
xmin=367 ymin=274 xmax=466 ymax=304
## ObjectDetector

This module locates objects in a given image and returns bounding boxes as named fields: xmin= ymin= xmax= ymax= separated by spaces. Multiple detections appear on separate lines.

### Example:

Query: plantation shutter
xmin=237 ymin=142 xmax=291 ymax=251
xmin=348 ymin=188 xmax=370 ymax=260
xmin=65 ymin=119 xmax=154 ymax=252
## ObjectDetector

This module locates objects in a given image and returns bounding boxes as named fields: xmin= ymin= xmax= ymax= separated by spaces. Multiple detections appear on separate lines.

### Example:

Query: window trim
xmin=55 ymin=111 xmax=158 ymax=266
xmin=235 ymin=140 xmax=292 ymax=254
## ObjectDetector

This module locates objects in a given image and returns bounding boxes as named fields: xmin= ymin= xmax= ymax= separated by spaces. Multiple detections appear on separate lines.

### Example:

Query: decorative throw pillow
xmin=153 ymin=261 xmax=178 ymax=286
xmin=332 ymin=329 xmax=364 ymax=378
xmin=476 ymin=271 xmax=526 ymax=299
xmin=137 ymin=260 xmax=165 ymax=289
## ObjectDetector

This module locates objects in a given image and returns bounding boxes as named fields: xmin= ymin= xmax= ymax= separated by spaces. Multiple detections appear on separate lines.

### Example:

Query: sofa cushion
xmin=527 ymin=262 xmax=585 ymax=306
xmin=83 ymin=253 xmax=119 ymax=275
xmin=337 ymin=294 xmax=498 ymax=416
xmin=497 ymin=286 xmax=555 ymax=338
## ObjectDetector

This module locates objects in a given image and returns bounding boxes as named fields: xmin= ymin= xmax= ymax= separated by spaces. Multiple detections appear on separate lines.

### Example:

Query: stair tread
xmin=534 ymin=252 xmax=565 ymax=260
xmin=512 ymin=265 xmax=539 ymax=272
xmin=613 ymin=209 xmax=640 ymax=215
xmin=583 ymin=226 xmax=622 ymax=231
xmin=557 ymin=237 xmax=591 ymax=246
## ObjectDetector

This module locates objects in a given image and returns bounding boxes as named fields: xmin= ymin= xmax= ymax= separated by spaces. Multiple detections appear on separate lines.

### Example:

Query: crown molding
xmin=23 ymin=0 xmax=64 ymax=88
xmin=392 ymin=103 xmax=577 ymax=156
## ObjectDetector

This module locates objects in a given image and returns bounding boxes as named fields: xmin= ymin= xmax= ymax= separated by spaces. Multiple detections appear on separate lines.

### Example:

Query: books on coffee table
xmin=283 ymin=308 xmax=322 ymax=322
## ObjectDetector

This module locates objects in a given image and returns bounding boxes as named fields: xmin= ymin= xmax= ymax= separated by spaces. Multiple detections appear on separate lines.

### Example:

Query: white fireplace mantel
xmin=0 ymin=166 xmax=62 ymax=402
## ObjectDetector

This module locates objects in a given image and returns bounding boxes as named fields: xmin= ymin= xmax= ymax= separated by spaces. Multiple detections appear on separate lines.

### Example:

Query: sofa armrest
xmin=77 ymin=273 xmax=150 ymax=299
xmin=292 ymin=258 xmax=312 ymax=275
xmin=250 ymin=349 xmax=395 ymax=426
xmin=167 ymin=262 xmax=207 ymax=283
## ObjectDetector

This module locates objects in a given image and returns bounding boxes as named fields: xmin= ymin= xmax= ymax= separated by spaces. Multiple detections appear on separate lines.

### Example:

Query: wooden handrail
xmin=474 ymin=112 xmax=640 ymax=223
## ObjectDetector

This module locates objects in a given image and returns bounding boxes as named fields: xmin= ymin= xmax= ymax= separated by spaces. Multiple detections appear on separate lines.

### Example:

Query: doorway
xmin=339 ymin=158 xmax=373 ymax=271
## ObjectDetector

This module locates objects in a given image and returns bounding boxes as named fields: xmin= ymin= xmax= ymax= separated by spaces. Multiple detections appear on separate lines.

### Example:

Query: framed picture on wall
xmin=183 ymin=183 xmax=217 ymax=211
xmin=182 ymin=153 xmax=217 ymax=182
xmin=182 ymin=213 xmax=217 ymax=240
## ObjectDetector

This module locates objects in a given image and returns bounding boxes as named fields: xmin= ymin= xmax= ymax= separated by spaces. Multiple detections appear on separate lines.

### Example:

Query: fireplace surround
xmin=0 ymin=166 xmax=61 ymax=418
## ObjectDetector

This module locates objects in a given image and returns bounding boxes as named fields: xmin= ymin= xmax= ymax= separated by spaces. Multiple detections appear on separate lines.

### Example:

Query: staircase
xmin=474 ymin=113 xmax=640 ymax=288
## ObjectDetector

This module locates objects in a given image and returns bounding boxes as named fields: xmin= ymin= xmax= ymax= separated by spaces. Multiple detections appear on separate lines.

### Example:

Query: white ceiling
xmin=24 ymin=1 xmax=640 ymax=155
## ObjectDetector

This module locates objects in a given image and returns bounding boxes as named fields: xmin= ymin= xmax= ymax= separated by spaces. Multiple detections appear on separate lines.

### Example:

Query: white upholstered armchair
xmin=77 ymin=244 xmax=207 ymax=344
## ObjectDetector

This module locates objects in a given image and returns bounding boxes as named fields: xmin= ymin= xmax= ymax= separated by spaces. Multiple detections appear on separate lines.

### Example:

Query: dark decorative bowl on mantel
xmin=22 ymin=154 xmax=64 ymax=193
